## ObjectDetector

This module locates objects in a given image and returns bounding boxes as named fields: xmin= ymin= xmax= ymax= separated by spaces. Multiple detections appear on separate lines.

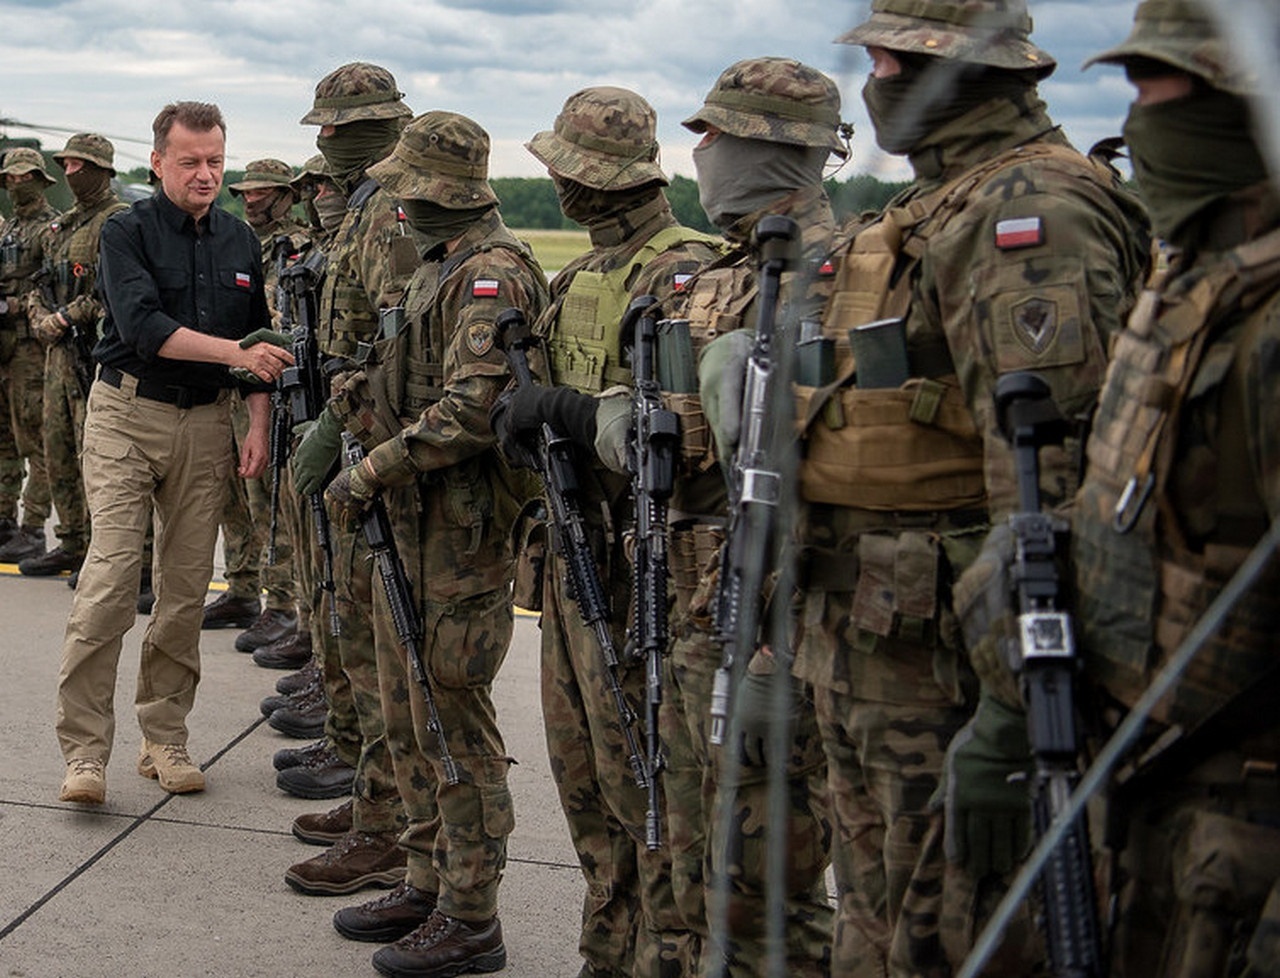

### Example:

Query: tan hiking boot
xmin=137 ymin=740 xmax=205 ymax=794
xmin=59 ymin=758 xmax=106 ymax=804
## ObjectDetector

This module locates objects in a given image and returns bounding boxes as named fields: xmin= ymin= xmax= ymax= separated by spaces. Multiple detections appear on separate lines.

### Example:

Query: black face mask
xmin=862 ymin=57 xmax=1032 ymax=155
xmin=1122 ymin=87 xmax=1270 ymax=250
xmin=66 ymin=164 xmax=111 ymax=203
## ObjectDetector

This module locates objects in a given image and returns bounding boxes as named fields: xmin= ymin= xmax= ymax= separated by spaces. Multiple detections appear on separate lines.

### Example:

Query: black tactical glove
xmin=490 ymin=385 xmax=598 ymax=467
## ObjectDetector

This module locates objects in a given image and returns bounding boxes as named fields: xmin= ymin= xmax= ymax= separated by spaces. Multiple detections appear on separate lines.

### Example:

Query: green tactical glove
xmin=239 ymin=328 xmax=292 ymax=349
xmin=292 ymin=406 xmax=344 ymax=496
xmin=939 ymin=693 xmax=1033 ymax=878
xmin=698 ymin=330 xmax=753 ymax=462
xmin=733 ymin=662 xmax=803 ymax=769
xmin=325 ymin=459 xmax=381 ymax=531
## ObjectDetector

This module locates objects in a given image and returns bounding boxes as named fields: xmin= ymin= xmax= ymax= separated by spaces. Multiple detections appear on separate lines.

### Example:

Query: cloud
xmin=0 ymin=0 xmax=1143 ymax=179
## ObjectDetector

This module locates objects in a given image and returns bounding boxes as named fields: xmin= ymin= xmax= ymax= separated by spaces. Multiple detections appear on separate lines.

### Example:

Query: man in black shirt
xmin=56 ymin=101 xmax=294 ymax=805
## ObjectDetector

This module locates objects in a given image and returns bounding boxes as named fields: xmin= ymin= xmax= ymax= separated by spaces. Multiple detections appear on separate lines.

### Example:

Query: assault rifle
xmin=708 ymin=214 xmax=798 ymax=747
xmin=268 ymin=242 xmax=339 ymax=637
xmin=342 ymin=431 xmax=459 ymax=785
xmin=995 ymin=372 xmax=1103 ymax=978
xmin=494 ymin=306 xmax=650 ymax=791
xmin=624 ymin=295 xmax=680 ymax=851
xmin=32 ymin=265 xmax=94 ymax=397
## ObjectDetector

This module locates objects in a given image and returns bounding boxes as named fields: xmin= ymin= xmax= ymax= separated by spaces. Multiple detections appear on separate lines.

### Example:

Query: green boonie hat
xmin=291 ymin=153 xmax=331 ymax=192
xmin=367 ymin=111 xmax=499 ymax=209
xmin=838 ymin=0 xmax=1056 ymax=79
xmin=229 ymin=158 xmax=297 ymax=197
xmin=300 ymin=62 xmax=413 ymax=126
xmin=682 ymin=57 xmax=849 ymax=159
xmin=0 ymin=146 xmax=56 ymax=186
xmin=52 ymin=133 xmax=116 ymax=175
xmin=1083 ymin=0 xmax=1250 ymax=95
xmin=526 ymin=86 xmax=668 ymax=191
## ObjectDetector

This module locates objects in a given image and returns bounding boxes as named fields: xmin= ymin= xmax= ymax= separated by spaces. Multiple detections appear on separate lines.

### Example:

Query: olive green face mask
xmin=6 ymin=182 xmax=44 ymax=209
xmin=399 ymin=198 xmax=492 ymax=253
xmin=317 ymin=119 xmax=403 ymax=191
xmin=1123 ymin=88 xmax=1269 ymax=249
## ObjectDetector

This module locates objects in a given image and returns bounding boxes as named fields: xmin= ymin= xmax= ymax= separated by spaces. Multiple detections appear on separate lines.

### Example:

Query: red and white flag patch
xmin=673 ymin=273 xmax=692 ymax=292
xmin=818 ymin=259 xmax=835 ymax=276
xmin=235 ymin=271 xmax=252 ymax=289
xmin=472 ymin=278 xmax=500 ymax=298
xmin=995 ymin=217 xmax=1043 ymax=250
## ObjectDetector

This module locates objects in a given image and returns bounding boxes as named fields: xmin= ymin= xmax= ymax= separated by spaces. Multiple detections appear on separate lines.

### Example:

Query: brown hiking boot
xmin=137 ymin=740 xmax=205 ymax=794
xmin=371 ymin=910 xmax=506 ymax=977
xmin=284 ymin=830 xmax=406 ymax=896
xmin=268 ymin=682 xmax=328 ymax=739
xmin=333 ymin=881 xmax=437 ymax=943
xmin=59 ymin=758 xmax=106 ymax=804
xmin=275 ymin=658 xmax=320 ymax=696
xmin=253 ymin=629 xmax=314 ymax=670
xmin=277 ymin=745 xmax=355 ymax=800
xmin=0 ymin=524 xmax=45 ymax=562
xmin=201 ymin=591 xmax=261 ymax=629
xmin=273 ymin=737 xmax=331 ymax=772
xmin=235 ymin=607 xmax=298 ymax=652
xmin=292 ymin=798 xmax=354 ymax=846
xmin=19 ymin=545 xmax=82 ymax=576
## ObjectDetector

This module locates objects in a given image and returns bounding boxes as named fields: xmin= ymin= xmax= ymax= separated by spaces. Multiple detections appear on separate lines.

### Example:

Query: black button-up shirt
xmin=95 ymin=188 xmax=270 ymax=393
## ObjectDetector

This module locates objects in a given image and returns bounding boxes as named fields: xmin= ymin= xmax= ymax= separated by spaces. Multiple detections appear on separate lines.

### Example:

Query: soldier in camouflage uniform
xmin=293 ymin=153 xmax=347 ymax=242
xmin=790 ymin=4 xmax=1151 ymax=974
xmin=503 ymin=58 xmax=844 ymax=978
xmin=21 ymin=134 xmax=128 ymax=578
xmin=314 ymin=109 xmax=547 ymax=978
xmin=284 ymin=63 xmax=417 ymax=899
xmin=962 ymin=4 xmax=1280 ymax=976
xmin=202 ymin=159 xmax=310 ymax=647
xmin=516 ymin=85 xmax=723 ymax=978
xmin=0 ymin=147 xmax=56 ymax=563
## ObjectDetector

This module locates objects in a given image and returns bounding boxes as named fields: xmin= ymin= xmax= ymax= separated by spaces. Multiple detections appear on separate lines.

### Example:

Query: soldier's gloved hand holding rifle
xmin=325 ymin=455 xmax=382 ymax=531
xmin=698 ymin=329 xmax=752 ymax=464
xmin=292 ymin=405 xmax=345 ymax=496
xmin=490 ymin=382 xmax=598 ymax=465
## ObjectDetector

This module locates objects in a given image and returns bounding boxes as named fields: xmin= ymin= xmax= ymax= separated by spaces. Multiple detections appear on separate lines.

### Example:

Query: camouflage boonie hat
xmin=1084 ymin=0 xmax=1250 ymax=95
xmin=52 ymin=133 xmax=116 ymax=175
xmin=367 ymin=111 xmax=499 ymax=209
xmin=0 ymin=146 xmax=56 ymax=186
xmin=682 ymin=57 xmax=849 ymax=159
xmin=838 ymin=0 xmax=1056 ymax=79
xmin=229 ymin=158 xmax=297 ymax=197
xmin=526 ymin=86 xmax=668 ymax=191
xmin=300 ymin=62 xmax=413 ymax=126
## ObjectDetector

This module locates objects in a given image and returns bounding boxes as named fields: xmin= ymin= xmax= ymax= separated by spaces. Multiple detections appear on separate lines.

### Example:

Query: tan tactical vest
xmin=799 ymin=141 xmax=1101 ymax=512
xmin=545 ymin=225 xmax=722 ymax=394
xmin=1073 ymin=226 xmax=1280 ymax=729
xmin=47 ymin=197 xmax=127 ymax=307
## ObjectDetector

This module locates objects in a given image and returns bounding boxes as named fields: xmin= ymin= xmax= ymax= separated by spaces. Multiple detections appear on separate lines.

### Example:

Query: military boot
xmin=268 ymin=683 xmax=328 ymax=739
xmin=275 ymin=658 xmax=321 ymax=696
xmin=273 ymin=736 xmax=331 ymax=771
xmin=284 ymin=830 xmax=406 ymax=896
xmin=59 ymin=758 xmax=106 ymax=805
xmin=292 ymin=797 xmax=354 ymax=846
xmin=253 ymin=629 xmax=313 ymax=670
xmin=261 ymin=673 xmax=323 ymax=717
xmin=371 ymin=910 xmax=506 ymax=978
xmin=201 ymin=590 xmax=261 ymax=629
xmin=137 ymin=740 xmax=205 ymax=794
xmin=19 ymin=545 xmax=83 ymax=576
xmin=0 ymin=524 xmax=45 ymax=562
xmin=334 ymin=881 xmax=437 ymax=943
xmin=276 ymin=744 xmax=355 ymax=800
xmin=234 ymin=607 xmax=298 ymax=652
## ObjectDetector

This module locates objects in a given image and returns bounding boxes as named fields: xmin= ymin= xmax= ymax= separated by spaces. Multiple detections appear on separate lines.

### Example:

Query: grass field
xmin=515 ymin=227 xmax=590 ymax=275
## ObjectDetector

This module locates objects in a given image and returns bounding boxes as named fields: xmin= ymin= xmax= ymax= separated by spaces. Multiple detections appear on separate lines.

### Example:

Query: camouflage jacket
xmin=346 ymin=208 xmax=548 ymax=601
xmin=36 ymin=188 xmax=128 ymax=332
xmin=255 ymin=217 xmax=317 ymax=327
xmin=0 ymin=195 xmax=56 ymax=337
xmin=1071 ymin=183 xmax=1280 ymax=734
xmin=317 ymin=178 xmax=421 ymax=361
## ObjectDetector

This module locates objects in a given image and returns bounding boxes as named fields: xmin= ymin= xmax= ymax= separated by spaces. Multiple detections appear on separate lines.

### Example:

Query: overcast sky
xmin=0 ymin=0 xmax=1140 ymax=183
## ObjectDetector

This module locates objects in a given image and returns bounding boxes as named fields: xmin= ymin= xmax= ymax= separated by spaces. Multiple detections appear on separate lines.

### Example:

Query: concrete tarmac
xmin=0 ymin=546 xmax=585 ymax=978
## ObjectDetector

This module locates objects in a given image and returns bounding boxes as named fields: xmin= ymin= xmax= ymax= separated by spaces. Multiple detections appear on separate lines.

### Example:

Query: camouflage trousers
xmin=805 ymin=597 xmax=970 ymax=978
xmin=0 ymin=335 xmax=50 ymax=526
xmin=541 ymin=549 xmax=697 ymax=978
xmin=1101 ymin=744 xmax=1280 ymax=978
xmin=325 ymin=510 xmax=402 ymax=835
xmin=220 ymin=394 xmax=294 ymax=609
xmin=663 ymin=618 xmax=834 ymax=978
xmin=43 ymin=342 xmax=87 ymax=553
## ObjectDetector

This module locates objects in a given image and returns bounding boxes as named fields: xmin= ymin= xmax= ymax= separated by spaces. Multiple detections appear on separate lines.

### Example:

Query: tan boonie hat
xmin=527 ymin=86 xmax=668 ymax=191
xmin=0 ymin=146 xmax=56 ymax=186
xmin=300 ymin=62 xmax=413 ymax=127
xmin=368 ymin=111 xmax=499 ymax=209
xmin=53 ymin=133 xmax=116 ymax=175
xmin=682 ymin=57 xmax=849 ymax=159
xmin=838 ymin=0 xmax=1056 ymax=79
xmin=1083 ymin=0 xmax=1251 ymax=95
xmin=229 ymin=158 xmax=297 ymax=197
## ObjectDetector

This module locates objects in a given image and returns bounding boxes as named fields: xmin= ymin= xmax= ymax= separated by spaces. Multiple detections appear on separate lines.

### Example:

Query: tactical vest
xmin=545 ymin=225 xmax=722 ymax=394
xmin=0 ymin=205 xmax=56 ymax=336
xmin=1072 ymin=227 xmax=1280 ymax=730
xmin=799 ymin=141 xmax=1105 ymax=512
xmin=46 ymin=197 xmax=127 ymax=307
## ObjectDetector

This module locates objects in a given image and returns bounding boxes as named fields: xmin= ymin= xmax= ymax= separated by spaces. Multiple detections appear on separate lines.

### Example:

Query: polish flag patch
xmin=396 ymin=206 xmax=407 ymax=223
xmin=673 ymin=273 xmax=692 ymax=291
xmin=235 ymin=271 xmax=252 ymax=289
xmin=472 ymin=278 xmax=500 ymax=298
xmin=818 ymin=259 xmax=836 ymax=276
xmin=995 ymin=217 xmax=1043 ymax=250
